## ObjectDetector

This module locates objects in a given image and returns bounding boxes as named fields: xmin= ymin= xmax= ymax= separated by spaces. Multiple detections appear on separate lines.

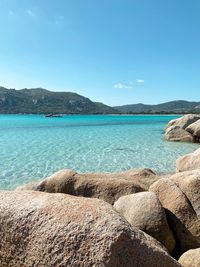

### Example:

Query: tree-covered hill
xmin=115 ymin=100 xmax=200 ymax=114
xmin=0 ymin=87 xmax=118 ymax=114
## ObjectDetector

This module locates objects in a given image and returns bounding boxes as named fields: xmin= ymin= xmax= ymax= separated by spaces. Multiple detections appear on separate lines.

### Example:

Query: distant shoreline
xmin=0 ymin=113 xmax=183 ymax=116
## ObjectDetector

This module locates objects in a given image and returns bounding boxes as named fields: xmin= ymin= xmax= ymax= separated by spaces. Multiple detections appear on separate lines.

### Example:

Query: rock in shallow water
xmin=113 ymin=191 xmax=176 ymax=253
xmin=0 ymin=191 xmax=180 ymax=267
xmin=166 ymin=114 xmax=200 ymax=131
xmin=165 ymin=125 xmax=194 ymax=142
xmin=164 ymin=114 xmax=200 ymax=143
xmin=186 ymin=119 xmax=200 ymax=141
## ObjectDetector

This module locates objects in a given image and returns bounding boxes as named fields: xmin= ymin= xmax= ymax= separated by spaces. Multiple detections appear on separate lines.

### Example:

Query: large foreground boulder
xmin=150 ymin=178 xmax=200 ymax=256
xmin=178 ymin=248 xmax=200 ymax=267
xmin=113 ymin=192 xmax=175 ymax=253
xmin=16 ymin=168 xmax=160 ymax=204
xmin=0 ymin=191 xmax=180 ymax=267
xmin=176 ymin=148 xmax=200 ymax=172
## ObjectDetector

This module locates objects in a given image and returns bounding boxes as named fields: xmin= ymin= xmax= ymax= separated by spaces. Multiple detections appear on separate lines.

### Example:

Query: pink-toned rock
xmin=113 ymin=192 xmax=176 ymax=253
xmin=166 ymin=114 xmax=200 ymax=131
xmin=176 ymin=148 xmax=200 ymax=172
xmin=164 ymin=125 xmax=194 ymax=142
xmin=0 ymin=191 xmax=180 ymax=267
xmin=164 ymin=114 xmax=200 ymax=143
xmin=16 ymin=168 xmax=160 ymax=204
xmin=150 ymin=178 xmax=200 ymax=256
xmin=171 ymin=170 xmax=200 ymax=217
xmin=186 ymin=119 xmax=200 ymax=141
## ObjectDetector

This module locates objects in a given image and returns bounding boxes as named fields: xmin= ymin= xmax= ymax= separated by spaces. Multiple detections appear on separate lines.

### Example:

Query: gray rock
xmin=113 ymin=191 xmax=175 ymax=253
xmin=0 ymin=191 xmax=180 ymax=267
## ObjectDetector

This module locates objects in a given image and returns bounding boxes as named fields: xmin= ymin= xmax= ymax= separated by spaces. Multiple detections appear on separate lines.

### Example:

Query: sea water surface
xmin=0 ymin=115 xmax=199 ymax=190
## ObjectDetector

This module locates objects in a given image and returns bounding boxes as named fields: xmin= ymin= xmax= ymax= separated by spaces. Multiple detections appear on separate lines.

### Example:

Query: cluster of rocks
xmin=1 ymin=115 xmax=200 ymax=266
xmin=165 ymin=114 xmax=200 ymax=142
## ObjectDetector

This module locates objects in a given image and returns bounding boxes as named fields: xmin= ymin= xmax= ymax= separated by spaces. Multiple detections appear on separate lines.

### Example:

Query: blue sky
xmin=0 ymin=0 xmax=200 ymax=106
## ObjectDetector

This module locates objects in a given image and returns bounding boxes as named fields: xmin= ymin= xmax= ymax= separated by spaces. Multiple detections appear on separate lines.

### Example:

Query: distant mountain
xmin=0 ymin=87 xmax=118 ymax=114
xmin=1 ymin=87 xmax=199 ymax=115
xmin=115 ymin=100 xmax=200 ymax=114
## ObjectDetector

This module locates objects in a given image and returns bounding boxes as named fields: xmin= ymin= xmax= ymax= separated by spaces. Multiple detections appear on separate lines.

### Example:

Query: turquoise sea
xmin=0 ymin=115 xmax=199 ymax=190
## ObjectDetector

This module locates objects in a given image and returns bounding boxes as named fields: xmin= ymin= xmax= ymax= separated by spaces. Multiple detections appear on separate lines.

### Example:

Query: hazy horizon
xmin=0 ymin=0 xmax=200 ymax=105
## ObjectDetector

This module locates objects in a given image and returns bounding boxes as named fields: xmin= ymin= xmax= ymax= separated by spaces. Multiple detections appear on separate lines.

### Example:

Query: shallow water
xmin=0 ymin=115 xmax=199 ymax=189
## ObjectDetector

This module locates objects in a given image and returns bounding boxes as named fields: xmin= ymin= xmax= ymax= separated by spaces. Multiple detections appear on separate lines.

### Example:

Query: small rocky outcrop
xmin=186 ymin=119 xmax=200 ymax=141
xmin=176 ymin=148 xmax=200 ymax=172
xmin=113 ymin=191 xmax=175 ymax=253
xmin=16 ymin=168 xmax=160 ymax=204
xmin=0 ymin=191 xmax=180 ymax=267
xmin=164 ymin=114 xmax=200 ymax=142
xmin=165 ymin=125 xmax=194 ymax=142
xmin=166 ymin=114 xmax=200 ymax=131
xmin=178 ymin=248 xmax=200 ymax=267
xmin=150 ymin=178 xmax=200 ymax=256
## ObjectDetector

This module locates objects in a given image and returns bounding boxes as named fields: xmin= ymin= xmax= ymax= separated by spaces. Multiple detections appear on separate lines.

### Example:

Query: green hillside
xmin=115 ymin=100 xmax=200 ymax=114
xmin=0 ymin=87 xmax=117 ymax=114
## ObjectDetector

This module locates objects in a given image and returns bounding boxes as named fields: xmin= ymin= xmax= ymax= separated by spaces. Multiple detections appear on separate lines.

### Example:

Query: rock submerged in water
xmin=113 ymin=191 xmax=176 ymax=253
xmin=16 ymin=168 xmax=160 ymax=204
xmin=0 ymin=191 xmax=180 ymax=267
xmin=164 ymin=114 xmax=200 ymax=142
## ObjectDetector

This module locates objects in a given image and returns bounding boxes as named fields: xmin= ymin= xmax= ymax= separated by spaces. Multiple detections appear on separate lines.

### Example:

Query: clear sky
xmin=0 ymin=0 xmax=200 ymax=106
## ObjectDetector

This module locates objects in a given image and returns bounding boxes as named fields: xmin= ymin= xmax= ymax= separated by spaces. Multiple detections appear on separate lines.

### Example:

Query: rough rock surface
xmin=166 ymin=114 xmax=200 ymax=131
xmin=178 ymin=248 xmax=200 ymax=267
xmin=176 ymin=148 xmax=200 ymax=172
xmin=113 ymin=192 xmax=175 ymax=253
xmin=16 ymin=168 xmax=161 ymax=204
xmin=0 ymin=191 xmax=180 ymax=267
xmin=150 ymin=178 xmax=200 ymax=256
xmin=164 ymin=114 xmax=200 ymax=143
xmin=186 ymin=119 xmax=200 ymax=141
xmin=171 ymin=170 xmax=200 ymax=217
xmin=164 ymin=125 xmax=194 ymax=142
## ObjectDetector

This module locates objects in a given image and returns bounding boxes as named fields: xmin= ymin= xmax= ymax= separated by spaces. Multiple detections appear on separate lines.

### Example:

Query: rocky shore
xmin=164 ymin=114 xmax=200 ymax=142
xmin=1 ymin=114 xmax=200 ymax=266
